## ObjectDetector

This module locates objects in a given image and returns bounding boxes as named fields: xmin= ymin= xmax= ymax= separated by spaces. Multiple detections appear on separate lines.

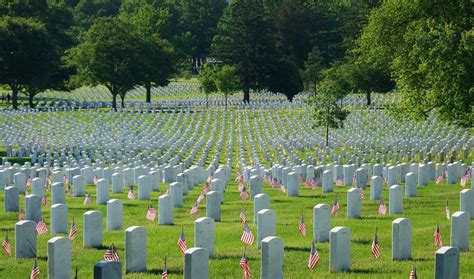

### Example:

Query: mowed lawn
xmin=0 ymin=176 xmax=473 ymax=278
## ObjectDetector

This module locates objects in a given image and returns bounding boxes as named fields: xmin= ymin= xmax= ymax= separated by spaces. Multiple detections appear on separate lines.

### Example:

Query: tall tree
xmin=65 ymin=17 xmax=142 ymax=109
xmin=301 ymin=46 xmax=324 ymax=93
xmin=0 ymin=16 xmax=55 ymax=109
xmin=197 ymin=64 xmax=218 ymax=108
xmin=214 ymin=64 xmax=240 ymax=110
xmin=212 ymin=0 xmax=278 ymax=102
xmin=120 ymin=2 xmax=175 ymax=103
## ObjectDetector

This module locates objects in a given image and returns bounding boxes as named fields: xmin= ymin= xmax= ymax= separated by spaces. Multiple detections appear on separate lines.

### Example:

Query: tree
xmin=301 ymin=46 xmax=324 ymax=92
xmin=0 ymin=16 xmax=56 ymax=109
xmin=120 ymin=2 xmax=175 ymax=103
xmin=214 ymin=65 xmax=240 ymax=110
xmin=212 ymin=0 xmax=278 ymax=103
xmin=268 ymin=58 xmax=303 ymax=102
xmin=393 ymin=19 xmax=473 ymax=126
xmin=197 ymin=65 xmax=217 ymax=108
xmin=308 ymin=68 xmax=349 ymax=146
xmin=65 ymin=17 xmax=142 ymax=110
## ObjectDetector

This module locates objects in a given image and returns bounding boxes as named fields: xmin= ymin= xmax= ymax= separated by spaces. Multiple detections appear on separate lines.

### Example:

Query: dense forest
xmin=0 ymin=0 xmax=472 ymax=125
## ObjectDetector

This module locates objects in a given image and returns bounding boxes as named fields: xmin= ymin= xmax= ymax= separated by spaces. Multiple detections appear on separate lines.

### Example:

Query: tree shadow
xmin=284 ymin=246 xmax=308 ymax=252
xmin=145 ymin=267 xmax=183 ymax=275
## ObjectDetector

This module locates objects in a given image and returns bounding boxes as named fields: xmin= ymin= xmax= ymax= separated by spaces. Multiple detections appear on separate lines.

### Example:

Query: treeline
xmin=0 ymin=0 xmax=472 ymax=126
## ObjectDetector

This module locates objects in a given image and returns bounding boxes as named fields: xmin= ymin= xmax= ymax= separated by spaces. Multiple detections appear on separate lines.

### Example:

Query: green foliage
xmin=65 ymin=17 xmax=143 ymax=109
xmin=301 ymin=47 xmax=324 ymax=92
xmin=212 ymin=0 xmax=278 ymax=102
xmin=393 ymin=19 xmax=473 ymax=126
xmin=0 ymin=16 xmax=56 ymax=109
xmin=308 ymin=68 xmax=349 ymax=146
xmin=197 ymin=65 xmax=218 ymax=96
xmin=268 ymin=59 xmax=304 ymax=102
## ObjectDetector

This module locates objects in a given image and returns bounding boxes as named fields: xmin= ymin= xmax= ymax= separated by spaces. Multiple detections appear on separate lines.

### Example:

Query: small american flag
xmin=371 ymin=231 xmax=380 ymax=258
xmin=335 ymin=178 xmax=343 ymax=186
xmin=63 ymin=175 xmax=69 ymax=185
xmin=128 ymin=187 xmax=136 ymax=200
xmin=84 ymin=193 xmax=91 ymax=205
xmin=434 ymin=224 xmax=442 ymax=248
xmin=69 ymin=219 xmax=77 ymax=240
xmin=240 ymin=208 xmax=246 ymax=224
xmin=445 ymin=200 xmax=450 ymax=220
xmin=360 ymin=188 xmax=365 ymax=200
xmin=305 ymin=179 xmax=311 ymax=188
xmin=203 ymin=182 xmax=210 ymax=193
xmin=436 ymin=175 xmax=443 ymax=184
xmin=2 ymin=235 xmax=11 ymax=256
xmin=280 ymin=184 xmax=287 ymax=193
xmin=41 ymin=196 xmax=48 ymax=207
xmin=239 ymin=250 xmax=251 ymax=279
xmin=240 ymin=223 xmax=254 ymax=245
xmin=197 ymin=192 xmax=205 ymax=204
xmin=310 ymin=178 xmax=316 ymax=189
xmin=271 ymin=177 xmax=278 ymax=188
xmin=162 ymin=256 xmax=168 ymax=279
xmin=27 ymin=177 xmax=32 ymax=187
xmin=190 ymin=202 xmax=198 ymax=217
xmin=331 ymin=197 xmax=340 ymax=215
xmin=93 ymin=175 xmax=98 ymax=185
xmin=352 ymin=175 xmax=357 ymax=186
xmin=409 ymin=264 xmax=417 ymax=279
xmin=299 ymin=215 xmax=306 ymax=237
xmin=177 ymin=228 xmax=188 ymax=254
xmin=104 ymin=243 xmax=120 ymax=261
xmin=236 ymin=173 xmax=243 ymax=183
xmin=378 ymin=200 xmax=387 ymax=215
xmin=66 ymin=185 xmax=73 ymax=197
xmin=240 ymin=187 xmax=249 ymax=200
xmin=45 ymin=176 xmax=52 ymax=191
xmin=308 ymin=241 xmax=320 ymax=269
xmin=146 ymin=203 xmax=157 ymax=221
xmin=36 ymin=218 xmax=48 ymax=235
xmin=30 ymin=258 xmax=40 ymax=279
xmin=19 ymin=209 xmax=25 ymax=221
xmin=238 ymin=181 xmax=244 ymax=192
xmin=460 ymin=167 xmax=471 ymax=187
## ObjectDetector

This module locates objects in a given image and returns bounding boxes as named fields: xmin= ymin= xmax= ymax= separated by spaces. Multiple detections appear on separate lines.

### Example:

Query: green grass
xmin=0 ymin=175 xmax=473 ymax=278
xmin=0 ymin=107 xmax=473 ymax=278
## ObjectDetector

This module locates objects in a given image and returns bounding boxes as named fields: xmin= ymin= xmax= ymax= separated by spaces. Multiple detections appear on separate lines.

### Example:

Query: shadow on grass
xmin=352 ymin=239 xmax=371 ymax=245
xmin=37 ymin=256 xmax=48 ymax=261
xmin=146 ymin=267 xmax=183 ymax=275
xmin=213 ymin=254 xmax=258 ymax=260
xmin=284 ymin=246 xmax=308 ymax=252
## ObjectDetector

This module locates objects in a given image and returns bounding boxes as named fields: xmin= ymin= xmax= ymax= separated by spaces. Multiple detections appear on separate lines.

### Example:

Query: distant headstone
xmin=4 ymin=186 xmax=19 ymax=212
xmin=405 ymin=173 xmax=417 ymax=197
xmin=206 ymin=191 xmax=222 ymax=222
xmin=322 ymin=170 xmax=333 ymax=193
xmin=96 ymin=179 xmax=110 ymax=204
xmin=107 ymin=199 xmax=123 ymax=231
xmin=138 ymin=175 xmax=151 ymax=200
xmin=51 ymin=203 xmax=68 ymax=234
xmin=25 ymin=194 xmax=41 ymax=222
xmin=450 ymin=211 xmax=470 ymax=251
xmin=370 ymin=176 xmax=383 ymax=200
xmin=460 ymin=189 xmax=474 ymax=219
xmin=158 ymin=194 xmax=173 ymax=225
xmin=389 ymin=185 xmax=403 ymax=214
xmin=73 ymin=175 xmax=85 ymax=196
xmin=250 ymin=175 xmax=263 ymax=199
xmin=112 ymin=172 xmax=124 ymax=194
xmin=254 ymin=194 xmax=270 ymax=224
xmin=52 ymin=182 xmax=65 ymax=205
xmin=347 ymin=188 xmax=361 ymax=219
xmin=170 ymin=182 xmax=183 ymax=207
xmin=286 ymin=172 xmax=299 ymax=197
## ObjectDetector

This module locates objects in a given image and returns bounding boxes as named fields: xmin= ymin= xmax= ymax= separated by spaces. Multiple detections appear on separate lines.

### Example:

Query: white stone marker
xmin=52 ymin=182 xmax=65 ymax=204
xmin=195 ymin=217 xmax=215 ymax=257
xmin=48 ymin=236 xmax=71 ymax=279
xmin=322 ymin=170 xmax=333 ymax=193
xmin=83 ymin=210 xmax=103 ymax=247
xmin=460 ymin=189 xmax=474 ymax=219
xmin=313 ymin=204 xmax=330 ymax=242
xmin=206 ymin=191 xmax=222 ymax=222
xmin=107 ymin=199 xmax=123 ymax=230
xmin=184 ymin=247 xmax=209 ymax=279
xmin=286 ymin=172 xmax=299 ymax=197
xmin=4 ymin=186 xmax=19 ymax=212
xmin=405 ymin=172 xmax=417 ymax=197
xmin=25 ymin=194 xmax=41 ymax=222
xmin=94 ymin=261 xmax=122 ymax=279
xmin=389 ymin=185 xmax=403 ymax=214
xmin=158 ymin=194 xmax=173 ymax=225
xmin=257 ymin=209 xmax=276 ymax=248
xmin=15 ymin=220 xmax=36 ymax=258
xmin=329 ymin=226 xmax=350 ymax=272
xmin=170 ymin=182 xmax=183 ymax=207
xmin=51 ymin=203 xmax=68 ymax=234
xmin=435 ymin=246 xmax=459 ymax=279
xmin=254 ymin=194 xmax=270 ymax=224
xmin=31 ymin=177 xmax=44 ymax=197
xmin=250 ymin=175 xmax=263 ymax=199
xmin=138 ymin=175 xmax=151 ymax=200
xmin=370 ymin=176 xmax=383 ymax=200
xmin=112 ymin=172 xmax=124 ymax=194
xmin=347 ymin=188 xmax=361 ymax=219
xmin=260 ymin=236 xmax=284 ymax=279
xmin=125 ymin=226 xmax=147 ymax=273
xmin=450 ymin=211 xmax=470 ymax=251
xmin=96 ymin=178 xmax=110 ymax=204
xmin=392 ymin=218 xmax=412 ymax=260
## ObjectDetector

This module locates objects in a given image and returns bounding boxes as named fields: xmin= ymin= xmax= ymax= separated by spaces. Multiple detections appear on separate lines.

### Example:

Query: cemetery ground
xmin=0 ymin=107 xmax=473 ymax=278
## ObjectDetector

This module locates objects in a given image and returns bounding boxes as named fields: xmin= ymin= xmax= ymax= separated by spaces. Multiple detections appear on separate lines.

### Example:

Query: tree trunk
xmin=366 ymin=91 xmax=371 ymax=106
xmin=145 ymin=82 xmax=151 ymax=103
xmin=326 ymin=123 xmax=329 ymax=147
xmin=243 ymin=83 xmax=250 ymax=103
xmin=11 ymin=87 xmax=18 ymax=110
xmin=224 ymin=94 xmax=227 ymax=111
xmin=112 ymin=93 xmax=117 ymax=111
xmin=28 ymin=92 xmax=34 ymax=108
xmin=120 ymin=94 xmax=125 ymax=108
